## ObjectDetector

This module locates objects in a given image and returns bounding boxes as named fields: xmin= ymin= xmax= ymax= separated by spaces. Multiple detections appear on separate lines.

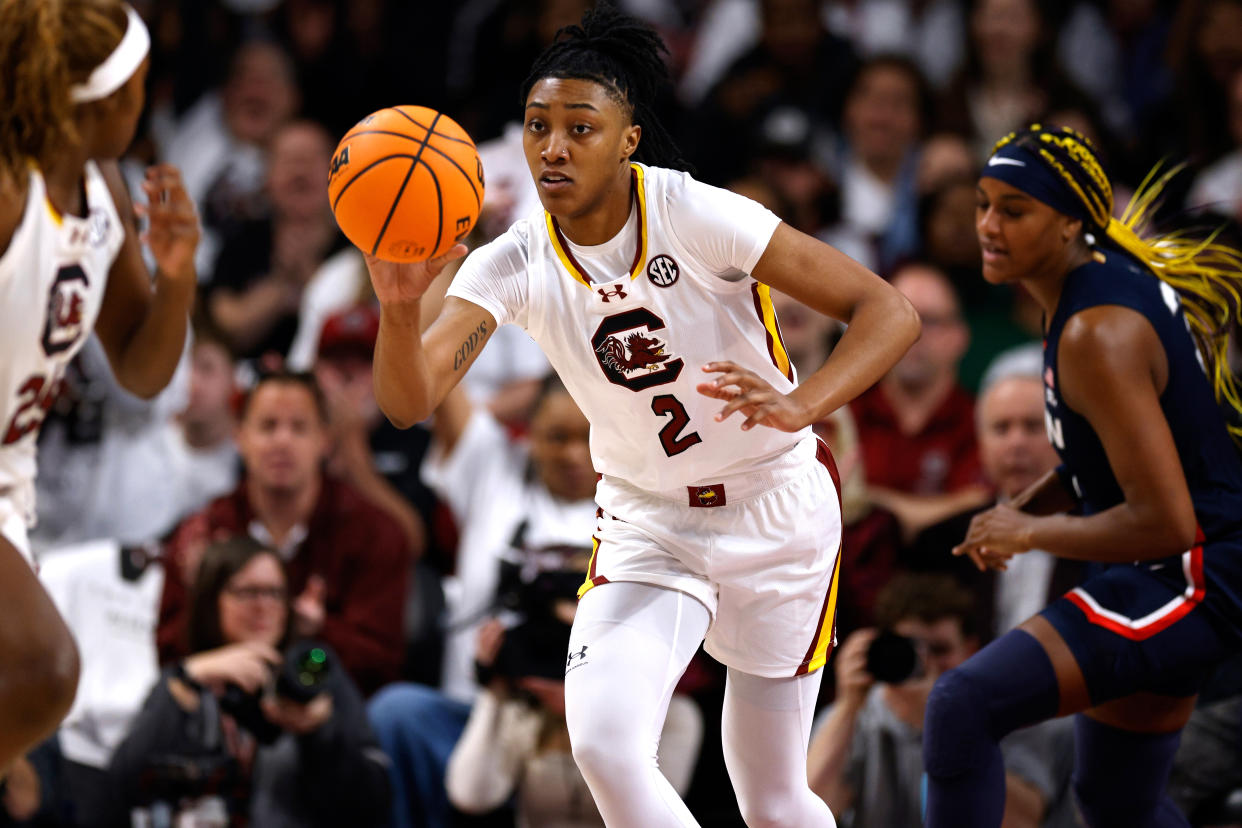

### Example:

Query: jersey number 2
xmin=651 ymin=395 xmax=702 ymax=457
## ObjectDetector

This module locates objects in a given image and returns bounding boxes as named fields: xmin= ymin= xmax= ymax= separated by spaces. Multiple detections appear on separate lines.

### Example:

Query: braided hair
xmin=0 ymin=0 xmax=129 ymax=182
xmin=994 ymin=124 xmax=1242 ymax=444
xmin=519 ymin=3 xmax=689 ymax=171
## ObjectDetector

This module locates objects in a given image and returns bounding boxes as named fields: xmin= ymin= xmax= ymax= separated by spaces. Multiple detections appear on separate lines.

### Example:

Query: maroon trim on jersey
xmin=750 ymin=283 xmax=794 ymax=382
xmin=796 ymin=547 xmax=841 ymax=676
xmin=795 ymin=438 xmax=845 ymax=676
xmin=550 ymin=168 xmax=644 ymax=285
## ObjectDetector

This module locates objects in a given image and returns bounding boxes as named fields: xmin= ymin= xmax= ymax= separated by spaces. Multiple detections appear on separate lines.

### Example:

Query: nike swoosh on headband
xmin=987 ymin=157 xmax=1026 ymax=167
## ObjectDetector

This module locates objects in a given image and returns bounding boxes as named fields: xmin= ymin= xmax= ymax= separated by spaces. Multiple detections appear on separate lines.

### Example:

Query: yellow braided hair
xmin=995 ymin=124 xmax=1242 ymax=444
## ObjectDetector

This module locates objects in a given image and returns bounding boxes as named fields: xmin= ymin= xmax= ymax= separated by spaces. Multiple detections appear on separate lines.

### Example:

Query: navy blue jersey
xmin=1043 ymin=251 xmax=1242 ymax=629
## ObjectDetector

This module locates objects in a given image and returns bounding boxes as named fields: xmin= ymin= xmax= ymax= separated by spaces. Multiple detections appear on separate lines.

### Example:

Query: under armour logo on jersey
xmin=597 ymin=285 xmax=627 ymax=302
xmin=565 ymin=645 xmax=590 ymax=674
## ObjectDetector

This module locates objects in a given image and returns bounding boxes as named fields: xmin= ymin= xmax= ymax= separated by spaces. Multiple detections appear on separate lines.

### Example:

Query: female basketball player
xmin=922 ymin=124 xmax=1242 ymax=826
xmin=0 ymin=0 xmax=197 ymax=772
xmin=363 ymin=7 xmax=918 ymax=826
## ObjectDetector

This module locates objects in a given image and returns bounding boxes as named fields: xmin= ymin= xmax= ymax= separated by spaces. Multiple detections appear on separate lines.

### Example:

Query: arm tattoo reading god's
xmin=453 ymin=321 xmax=489 ymax=370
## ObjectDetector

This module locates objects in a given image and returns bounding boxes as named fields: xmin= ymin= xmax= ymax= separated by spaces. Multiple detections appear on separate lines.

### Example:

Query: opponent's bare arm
xmin=365 ymin=247 xmax=497 ymax=428
xmin=699 ymin=223 xmax=920 ymax=431
xmin=956 ymin=306 xmax=1196 ymax=567
xmin=94 ymin=162 xmax=197 ymax=398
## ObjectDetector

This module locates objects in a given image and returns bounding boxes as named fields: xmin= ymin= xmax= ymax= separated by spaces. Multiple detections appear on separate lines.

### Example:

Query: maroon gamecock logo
xmin=42 ymin=264 xmax=90 ymax=357
xmin=591 ymin=308 xmax=682 ymax=391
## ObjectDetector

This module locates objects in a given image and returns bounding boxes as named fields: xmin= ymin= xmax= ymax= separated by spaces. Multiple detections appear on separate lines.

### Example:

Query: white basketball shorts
xmin=580 ymin=435 xmax=843 ymax=677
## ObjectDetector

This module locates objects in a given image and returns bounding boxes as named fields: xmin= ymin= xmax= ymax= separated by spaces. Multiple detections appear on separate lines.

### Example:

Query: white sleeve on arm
xmin=665 ymin=173 xmax=782 ymax=278
xmin=446 ymin=222 xmax=531 ymax=329
xmin=445 ymin=688 xmax=542 ymax=813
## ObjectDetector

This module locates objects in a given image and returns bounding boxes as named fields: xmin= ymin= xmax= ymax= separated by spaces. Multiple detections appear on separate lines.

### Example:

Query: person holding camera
xmin=368 ymin=375 xmax=603 ymax=828
xmin=806 ymin=574 xmax=1074 ymax=828
xmin=109 ymin=536 xmax=390 ymax=827
xmin=445 ymin=557 xmax=702 ymax=828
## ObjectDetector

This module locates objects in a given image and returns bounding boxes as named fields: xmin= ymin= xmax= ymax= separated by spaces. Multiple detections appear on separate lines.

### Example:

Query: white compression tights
xmin=564 ymin=581 xmax=837 ymax=828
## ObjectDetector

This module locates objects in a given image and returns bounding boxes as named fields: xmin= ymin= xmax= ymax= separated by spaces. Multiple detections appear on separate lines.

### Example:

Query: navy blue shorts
xmin=1040 ymin=553 xmax=1236 ymax=702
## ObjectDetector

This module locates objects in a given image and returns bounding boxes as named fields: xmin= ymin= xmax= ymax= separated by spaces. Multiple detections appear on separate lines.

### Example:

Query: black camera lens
xmin=276 ymin=643 xmax=333 ymax=704
xmin=864 ymin=631 xmax=922 ymax=684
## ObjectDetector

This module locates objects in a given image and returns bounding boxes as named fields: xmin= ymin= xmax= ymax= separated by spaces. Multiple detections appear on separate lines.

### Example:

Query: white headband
xmin=69 ymin=5 xmax=150 ymax=104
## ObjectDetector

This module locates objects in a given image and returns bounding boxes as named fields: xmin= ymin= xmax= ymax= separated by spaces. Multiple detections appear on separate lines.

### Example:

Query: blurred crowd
xmin=12 ymin=0 xmax=1242 ymax=826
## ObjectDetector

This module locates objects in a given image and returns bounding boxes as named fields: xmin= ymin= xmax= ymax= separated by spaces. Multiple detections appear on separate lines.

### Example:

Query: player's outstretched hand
xmin=136 ymin=164 xmax=199 ymax=286
xmin=952 ymin=503 xmax=1035 ymax=572
xmin=697 ymin=361 xmax=810 ymax=432
xmin=362 ymin=245 xmax=467 ymax=309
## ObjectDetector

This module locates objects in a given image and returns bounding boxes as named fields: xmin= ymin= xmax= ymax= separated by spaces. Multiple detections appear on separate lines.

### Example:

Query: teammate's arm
xmin=94 ymin=162 xmax=197 ymax=399
xmin=703 ymin=223 xmax=920 ymax=431
xmin=957 ymin=306 xmax=1197 ymax=565
xmin=365 ymin=248 xmax=497 ymax=429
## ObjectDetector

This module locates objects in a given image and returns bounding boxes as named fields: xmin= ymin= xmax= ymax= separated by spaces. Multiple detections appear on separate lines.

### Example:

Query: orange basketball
xmin=328 ymin=106 xmax=485 ymax=263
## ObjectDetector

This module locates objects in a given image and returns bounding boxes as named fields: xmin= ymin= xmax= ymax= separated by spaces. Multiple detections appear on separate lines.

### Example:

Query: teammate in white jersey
xmin=364 ymin=7 xmax=919 ymax=827
xmin=0 ymin=0 xmax=197 ymax=773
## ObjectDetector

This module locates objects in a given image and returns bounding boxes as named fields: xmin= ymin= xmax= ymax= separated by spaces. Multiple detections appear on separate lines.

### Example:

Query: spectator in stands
xmin=910 ymin=345 xmax=1084 ymax=638
xmin=1157 ymin=0 xmax=1242 ymax=167
xmin=111 ymin=536 xmax=389 ymax=827
xmin=937 ymin=0 xmax=1092 ymax=160
xmin=314 ymin=304 xmax=425 ymax=555
xmin=830 ymin=54 xmax=930 ymax=272
xmin=208 ymin=120 xmax=347 ymax=363
xmin=447 ymin=600 xmax=702 ymax=826
xmin=917 ymin=172 xmax=1036 ymax=386
xmin=807 ymin=573 xmax=1075 ymax=827
xmin=369 ymin=377 xmax=599 ymax=828
xmin=32 ymin=335 xmax=193 ymax=552
xmin=164 ymin=38 xmax=300 ymax=277
xmin=171 ymin=325 xmax=241 ymax=516
xmin=691 ymin=0 xmax=858 ymax=184
xmin=1187 ymin=68 xmax=1242 ymax=223
xmin=852 ymin=263 xmax=990 ymax=541
xmin=822 ymin=0 xmax=966 ymax=90
xmin=158 ymin=369 xmax=411 ymax=695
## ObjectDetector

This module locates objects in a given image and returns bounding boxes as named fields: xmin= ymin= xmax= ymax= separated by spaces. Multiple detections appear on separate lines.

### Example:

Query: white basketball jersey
xmin=449 ymin=163 xmax=808 ymax=492
xmin=0 ymin=163 xmax=121 ymax=524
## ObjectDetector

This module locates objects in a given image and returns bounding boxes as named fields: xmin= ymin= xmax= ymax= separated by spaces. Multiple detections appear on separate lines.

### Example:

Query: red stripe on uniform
xmin=1068 ymin=528 xmax=1207 ymax=641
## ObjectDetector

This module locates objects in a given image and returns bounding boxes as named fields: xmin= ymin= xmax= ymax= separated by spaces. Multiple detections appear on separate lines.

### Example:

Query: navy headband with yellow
xmin=981 ymin=142 xmax=1100 ymax=231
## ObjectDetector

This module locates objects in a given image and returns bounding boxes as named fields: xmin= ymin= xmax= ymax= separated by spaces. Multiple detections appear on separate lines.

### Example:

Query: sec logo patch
xmin=646 ymin=254 xmax=679 ymax=287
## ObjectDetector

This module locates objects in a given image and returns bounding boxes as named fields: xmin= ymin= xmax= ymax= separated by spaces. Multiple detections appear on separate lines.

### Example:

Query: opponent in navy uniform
xmin=0 ymin=0 xmax=197 ymax=773
xmin=923 ymin=124 xmax=1242 ymax=827
xmin=363 ymin=8 xmax=918 ymax=827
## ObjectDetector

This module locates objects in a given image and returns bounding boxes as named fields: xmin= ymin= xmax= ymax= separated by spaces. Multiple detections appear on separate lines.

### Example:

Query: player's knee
xmin=923 ymin=667 xmax=989 ymax=777
xmin=736 ymin=796 xmax=799 ymax=828
xmin=567 ymin=712 xmax=643 ymax=783
xmin=0 ymin=619 xmax=79 ymax=737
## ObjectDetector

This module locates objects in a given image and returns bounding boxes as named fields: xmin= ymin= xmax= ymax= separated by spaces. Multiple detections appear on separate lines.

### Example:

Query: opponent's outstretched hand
xmin=362 ymin=244 xmax=468 ymax=308
xmin=952 ymin=503 xmax=1035 ymax=572
xmin=135 ymin=164 xmax=199 ymax=284
xmin=697 ymin=361 xmax=811 ymax=432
